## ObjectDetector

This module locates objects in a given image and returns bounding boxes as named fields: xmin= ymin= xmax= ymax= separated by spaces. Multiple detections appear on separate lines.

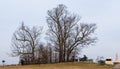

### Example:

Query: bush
xmin=98 ymin=60 xmax=105 ymax=65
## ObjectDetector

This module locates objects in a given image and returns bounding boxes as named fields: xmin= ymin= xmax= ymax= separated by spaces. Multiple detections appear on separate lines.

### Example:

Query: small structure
xmin=2 ymin=60 xmax=5 ymax=67
xmin=105 ymin=58 xmax=113 ymax=65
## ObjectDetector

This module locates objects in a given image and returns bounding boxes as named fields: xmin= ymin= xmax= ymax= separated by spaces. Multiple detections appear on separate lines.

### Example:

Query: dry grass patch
xmin=0 ymin=62 xmax=113 ymax=69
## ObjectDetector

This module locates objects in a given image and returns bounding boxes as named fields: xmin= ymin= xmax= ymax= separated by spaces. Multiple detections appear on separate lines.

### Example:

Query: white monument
xmin=115 ymin=53 xmax=119 ymax=62
xmin=114 ymin=53 xmax=120 ymax=64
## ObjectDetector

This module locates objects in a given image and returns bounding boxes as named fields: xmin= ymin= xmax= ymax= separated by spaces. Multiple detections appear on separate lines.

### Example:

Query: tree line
xmin=11 ymin=4 xmax=97 ymax=64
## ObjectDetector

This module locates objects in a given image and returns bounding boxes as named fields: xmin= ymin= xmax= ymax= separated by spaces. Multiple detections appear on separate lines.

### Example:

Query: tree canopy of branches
xmin=46 ymin=4 xmax=97 ymax=62
xmin=11 ymin=4 xmax=97 ymax=64
xmin=11 ymin=23 xmax=42 ymax=63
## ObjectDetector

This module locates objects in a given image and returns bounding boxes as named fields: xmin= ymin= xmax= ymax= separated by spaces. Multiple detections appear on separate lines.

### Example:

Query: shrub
xmin=98 ymin=60 xmax=105 ymax=65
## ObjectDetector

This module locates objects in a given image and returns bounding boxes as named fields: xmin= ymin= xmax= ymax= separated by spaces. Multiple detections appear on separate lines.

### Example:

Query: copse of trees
xmin=46 ymin=4 xmax=97 ymax=62
xmin=11 ymin=4 xmax=97 ymax=64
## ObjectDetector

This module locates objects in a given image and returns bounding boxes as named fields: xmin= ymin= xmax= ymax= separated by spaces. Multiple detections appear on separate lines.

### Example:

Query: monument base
xmin=114 ymin=62 xmax=120 ymax=65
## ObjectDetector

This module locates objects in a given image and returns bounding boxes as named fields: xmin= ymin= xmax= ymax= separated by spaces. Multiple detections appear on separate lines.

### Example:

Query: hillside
xmin=0 ymin=62 xmax=113 ymax=69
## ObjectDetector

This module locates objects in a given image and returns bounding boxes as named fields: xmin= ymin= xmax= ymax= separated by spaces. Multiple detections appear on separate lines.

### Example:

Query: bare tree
xmin=37 ymin=43 xmax=53 ymax=63
xmin=46 ymin=4 xmax=97 ymax=62
xmin=11 ymin=23 xmax=42 ymax=64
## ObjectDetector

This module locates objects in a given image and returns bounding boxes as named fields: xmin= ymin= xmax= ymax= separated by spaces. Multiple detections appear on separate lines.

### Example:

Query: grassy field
xmin=0 ymin=62 xmax=113 ymax=69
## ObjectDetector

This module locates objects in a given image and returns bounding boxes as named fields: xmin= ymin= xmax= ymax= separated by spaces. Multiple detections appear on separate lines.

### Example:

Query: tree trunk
xmin=67 ymin=53 xmax=70 ymax=62
xmin=32 ymin=47 xmax=35 ymax=64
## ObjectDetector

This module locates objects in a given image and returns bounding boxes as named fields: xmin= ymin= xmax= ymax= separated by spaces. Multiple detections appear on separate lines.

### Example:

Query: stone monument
xmin=114 ymin=53 xmax=119 ymax=64
xmin=113 ymin=53 xmax=120 ymax=69
xmin=115 ymin=53 xmax=119 ymax=62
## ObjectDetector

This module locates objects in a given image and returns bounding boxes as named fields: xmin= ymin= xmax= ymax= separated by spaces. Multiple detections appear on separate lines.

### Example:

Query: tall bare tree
xmin=11 ymin=23 xmax=42 ymax=63
xmin=46 ymin=4 xmax=97 ymax=62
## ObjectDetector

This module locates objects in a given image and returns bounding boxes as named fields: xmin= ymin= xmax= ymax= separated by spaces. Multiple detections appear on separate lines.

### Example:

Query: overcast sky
xmin=0 ymin=0 xmax=120 ymax=65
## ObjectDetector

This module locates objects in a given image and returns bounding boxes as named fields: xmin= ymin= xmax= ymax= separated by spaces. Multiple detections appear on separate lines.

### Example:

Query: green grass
xmin=0 ymin=62 xmax=113 ymax=69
